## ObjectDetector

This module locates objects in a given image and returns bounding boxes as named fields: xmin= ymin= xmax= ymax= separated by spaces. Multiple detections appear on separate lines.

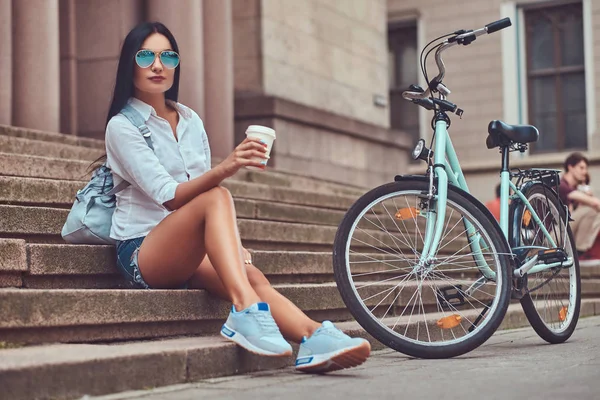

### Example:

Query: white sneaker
xmin=220 ymin=302 xmax=292 ymax=356
xmin=295 ymin=321 xmax=371 ymax=373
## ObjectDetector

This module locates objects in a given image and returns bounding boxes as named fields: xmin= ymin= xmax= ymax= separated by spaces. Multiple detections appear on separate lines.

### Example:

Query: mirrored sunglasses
xmin=135 ymin=49 xmax=180 ymax=69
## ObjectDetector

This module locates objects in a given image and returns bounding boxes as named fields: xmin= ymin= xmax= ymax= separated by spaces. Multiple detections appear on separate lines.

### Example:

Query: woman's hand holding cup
xmin=244 ymin=125 xmax=276 ymax=171
xmin=218 ymin=138 xmax=269 ymax=178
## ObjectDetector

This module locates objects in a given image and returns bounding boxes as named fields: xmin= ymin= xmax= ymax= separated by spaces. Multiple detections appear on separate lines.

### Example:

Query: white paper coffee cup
xmin=245 ymin=125 xmax=276 ymax=171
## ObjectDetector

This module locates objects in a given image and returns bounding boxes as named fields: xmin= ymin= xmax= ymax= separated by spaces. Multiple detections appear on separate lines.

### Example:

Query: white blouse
xmin=105 ymin=97 xmax=211 ymax=241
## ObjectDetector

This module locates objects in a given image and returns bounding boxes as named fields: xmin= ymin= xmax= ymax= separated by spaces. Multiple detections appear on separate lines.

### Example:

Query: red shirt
xmin=485 ymin=198 xmax=501 ymax=221
xmin=559 ymin=178 xmax=576 ymax=207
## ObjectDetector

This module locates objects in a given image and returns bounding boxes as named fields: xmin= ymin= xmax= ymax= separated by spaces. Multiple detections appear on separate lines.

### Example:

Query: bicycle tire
xmin=333 ymin=180 xmax=512 ymax=358
xmin=510 ymin=182 xmax=581 ymax=343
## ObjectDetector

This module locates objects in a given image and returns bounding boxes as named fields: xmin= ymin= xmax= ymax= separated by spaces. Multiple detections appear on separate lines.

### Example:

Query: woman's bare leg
xmin=189 ymin=256 xmax=321 ymax=343
xmin=137 ymin=186 xmax=261 ymax=310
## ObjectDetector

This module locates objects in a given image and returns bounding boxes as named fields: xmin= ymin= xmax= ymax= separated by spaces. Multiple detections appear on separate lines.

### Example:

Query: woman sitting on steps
xmin=102 ymin=21 xmax=370 ymax=373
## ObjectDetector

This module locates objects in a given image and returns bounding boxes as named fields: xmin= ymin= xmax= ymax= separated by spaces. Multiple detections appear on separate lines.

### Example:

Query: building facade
xmin=0 ymin=0 xmax=596 ymax=199
xmin=388 ymin=0 xmax=600 ymax=200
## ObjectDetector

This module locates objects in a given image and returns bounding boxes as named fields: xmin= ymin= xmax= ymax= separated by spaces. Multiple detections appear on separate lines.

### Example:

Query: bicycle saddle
xmin=486 ymin=120 xmax=539 ymax=149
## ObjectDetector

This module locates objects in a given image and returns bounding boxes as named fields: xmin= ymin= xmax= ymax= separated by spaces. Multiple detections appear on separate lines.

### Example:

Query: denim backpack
xmin=61 ymin=104 xmax=154 ymax=245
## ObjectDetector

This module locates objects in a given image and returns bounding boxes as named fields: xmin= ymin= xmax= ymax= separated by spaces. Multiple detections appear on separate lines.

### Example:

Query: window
xmin=525 ymin=2 xmax=586 ymax=153
xmin=388 ymin=22 xmax=419 ymax=143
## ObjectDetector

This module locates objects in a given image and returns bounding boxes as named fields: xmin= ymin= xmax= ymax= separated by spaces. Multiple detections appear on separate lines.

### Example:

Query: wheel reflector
xmin=395 ymin=207 xmax=419 ymax=220
xmin=559 ymin=306 xmax=568 ymax=322
xmin=437 ymin=314 xmax=462 ymax=329
xmin=523 ymin=210 xmax=532 ymax=226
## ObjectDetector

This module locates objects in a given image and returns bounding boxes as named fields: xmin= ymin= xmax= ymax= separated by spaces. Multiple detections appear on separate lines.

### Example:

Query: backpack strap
xmin=119 ymin=103 xmax=154 ymax=150
xmin=106 ymin=179 xmax=130 ymax=196
xmin=106 ymin=104 xmax=156 ymax=196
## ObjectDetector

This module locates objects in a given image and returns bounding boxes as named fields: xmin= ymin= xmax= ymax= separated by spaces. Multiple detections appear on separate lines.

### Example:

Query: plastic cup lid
xmin=246 ymin=125 xmax=276 ymax=138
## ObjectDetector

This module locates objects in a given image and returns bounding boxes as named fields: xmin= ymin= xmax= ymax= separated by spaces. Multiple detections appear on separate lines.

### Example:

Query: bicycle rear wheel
xmin=333 ymin=180 xmax=512 ymax=358
xmin=510 ymin=183 xmax=581 ymax=343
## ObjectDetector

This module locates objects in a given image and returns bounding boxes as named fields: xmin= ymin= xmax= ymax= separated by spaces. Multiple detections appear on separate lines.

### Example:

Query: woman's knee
xmin=246 ymin=265 xmax=270 ymax=288
xmin=188 ymin=186 xmax=233 ymax=212
xmin=198 ymin=186 xmax=233 ymax=206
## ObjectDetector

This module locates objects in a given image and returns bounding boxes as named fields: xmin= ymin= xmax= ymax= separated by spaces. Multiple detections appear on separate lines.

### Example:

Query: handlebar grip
xmin=486 ymin=17 xmax=512 ymax=34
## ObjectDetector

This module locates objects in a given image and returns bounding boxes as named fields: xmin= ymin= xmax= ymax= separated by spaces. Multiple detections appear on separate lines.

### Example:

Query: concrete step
xmin=2 ymin=276 xmax=599 ymax=344
xmin=230 ymin=168 xmax=366 ymax=197
xmin=0 ymin=135 xmax=104 ymax=161
xmin=0 ymin=124 xmax=104 ymax=149
xmin=0 ymin=175 xmax=358 ymax=211
xmin=0 ymin=178 xmax=348 ymax=228
xmin=1 ymin=244 xmax=511 ymax=289
xmin=0 ymin=205 xmax=407 ymax=252
xmin=2 ymin=301 xmax=599 ymax=400
xmin=1 ymin=242 xmax=335 ymax=288
xmin=0 ymin=283 xmax=393 ymax=344
xmin=0 ymin=152 xmax=92 ymax=181
xmin=0 ymin=150 xmax=366 ymax=196
xmin=0 ymin=204 xmax=339 ymax=248
xmin=2 ymin=239 xmax=551 ymax=290
xmin=0 ymin=152 xmax=366 ymax=199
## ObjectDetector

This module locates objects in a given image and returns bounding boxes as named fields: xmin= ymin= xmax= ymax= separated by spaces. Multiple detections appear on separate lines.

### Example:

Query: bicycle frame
xmin=416 ymin=117 xmax=574 ymax=280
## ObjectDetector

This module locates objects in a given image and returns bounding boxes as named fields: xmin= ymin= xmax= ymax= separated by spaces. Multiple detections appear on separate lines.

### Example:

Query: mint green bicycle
xmin=333 ymin=18 xmax=581 ymax=359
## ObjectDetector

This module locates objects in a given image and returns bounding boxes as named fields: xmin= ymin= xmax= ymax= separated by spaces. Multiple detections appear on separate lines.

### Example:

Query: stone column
xmin=147 ymin=0 xmax=205 ymax=118
xmin=59 ymin=0 xmax=77 ymax=135
xmin=203 ymin=0 xmax=234 ymax=159
xmin=0 ymin=0 xmax=11 ymax=125
xmin=12 ymin=0 xmax=61 ymax=132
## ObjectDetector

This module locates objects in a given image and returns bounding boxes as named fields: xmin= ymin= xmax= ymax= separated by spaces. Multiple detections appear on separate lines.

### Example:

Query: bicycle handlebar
xmin=486 ymin=17 xmax=512 ymax=34
xmin=402 ymin=18 xmax=512 ymax=101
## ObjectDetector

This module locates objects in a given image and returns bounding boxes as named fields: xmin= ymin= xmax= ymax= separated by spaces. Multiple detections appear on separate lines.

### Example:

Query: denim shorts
xmin=115 ymin=236 xmax=189 ymax=289
xmin=116 ymin=236 xmax=150 ymax=289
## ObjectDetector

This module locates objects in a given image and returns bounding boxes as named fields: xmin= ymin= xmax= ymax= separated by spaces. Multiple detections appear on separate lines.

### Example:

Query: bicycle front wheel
xmin=510 ymin=183 xmax=581 ymax=343
xmin=333 ymin=180 xmax=512 ymax=359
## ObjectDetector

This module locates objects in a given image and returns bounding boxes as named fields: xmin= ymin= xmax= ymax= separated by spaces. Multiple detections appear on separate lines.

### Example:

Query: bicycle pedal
xmin=537 ymin=248 xmax=568 ymax=264
xmin=435 ymin=285 xmax=465 ymax=309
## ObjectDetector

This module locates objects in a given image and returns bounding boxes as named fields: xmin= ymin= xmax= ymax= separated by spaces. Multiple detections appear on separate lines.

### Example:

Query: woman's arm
xmin=163 ymin=166 xmax=224 ymax=210
xmin=164 ymin=137 xmax=268 ymax=211
xmin=106 ymin=113 xmax=268 ymax=211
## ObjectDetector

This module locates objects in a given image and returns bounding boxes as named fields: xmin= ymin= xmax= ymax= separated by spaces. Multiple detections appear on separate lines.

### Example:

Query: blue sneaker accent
xmin=220 ymin=302 xmax=292 ymax=357
xmin=295 ymin=321 xmax=371 ymax=373
xmin=295 ymin=356 xmax=314 ymax=366
xmin=221 ymin=325 xmax=235 ymax=338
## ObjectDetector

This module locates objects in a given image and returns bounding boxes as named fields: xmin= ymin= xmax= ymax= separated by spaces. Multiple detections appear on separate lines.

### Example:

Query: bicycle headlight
xmin=412 ymin=139 xmax=426 ymax=160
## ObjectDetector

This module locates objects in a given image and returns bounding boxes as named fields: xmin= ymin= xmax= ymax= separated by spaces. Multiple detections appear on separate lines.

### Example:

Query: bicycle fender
xmin=508 ymin=180 xmax=537 ymax=248
xmin=394 ymin=174 xmax=511 ymax=251
xmin=508 ymin=181 xmax=571 ymax=247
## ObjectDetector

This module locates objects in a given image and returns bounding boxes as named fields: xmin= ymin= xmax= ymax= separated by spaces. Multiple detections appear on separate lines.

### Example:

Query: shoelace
xmin=252 ymin=310 xmax=281 ymax=334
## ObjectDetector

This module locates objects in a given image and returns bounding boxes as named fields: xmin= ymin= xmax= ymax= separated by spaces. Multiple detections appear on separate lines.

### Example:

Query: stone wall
xmin=235 ymin=96 xmax=411 ymax=187
xmin=258 ymin=0 xmax=389 ymax=128
xmin=232 ymin=0 xmax=409 ymax=187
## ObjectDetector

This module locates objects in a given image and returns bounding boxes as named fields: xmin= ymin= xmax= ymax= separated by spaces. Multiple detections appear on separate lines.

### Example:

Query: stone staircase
xmin=1 ymin=124 xmax=600 ymax=400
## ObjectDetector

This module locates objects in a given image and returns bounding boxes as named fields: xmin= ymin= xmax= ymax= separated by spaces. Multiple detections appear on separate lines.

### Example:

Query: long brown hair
xmin=89 ymin=21 xmax=181 ymax=172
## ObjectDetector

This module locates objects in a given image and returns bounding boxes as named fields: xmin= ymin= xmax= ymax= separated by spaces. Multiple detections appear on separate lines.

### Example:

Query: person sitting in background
xmin=559 ymin=152 xmax=600 ymax=260
xmin=485 ymin=183 xmax=501 ymax=221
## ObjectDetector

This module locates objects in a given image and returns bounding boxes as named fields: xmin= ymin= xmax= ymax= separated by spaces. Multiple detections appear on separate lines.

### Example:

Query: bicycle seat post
xmin=500 ymin=146 xmax=510 ymax=237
